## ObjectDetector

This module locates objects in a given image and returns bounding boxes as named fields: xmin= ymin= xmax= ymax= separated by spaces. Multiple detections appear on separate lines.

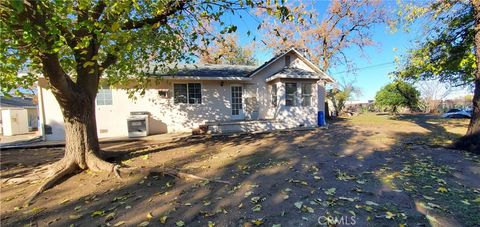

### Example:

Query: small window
xmin=271 ymin=84 xmax=278 ymax=107
xmin=174 ymin=83 xmax=202 ymax=104
xmin=97 ymin=88 xmax=113 ymax=105
xmin=188 ymin=83 xmax=202 ymax=104
xmin=158 ymin=89 xmax=168 ymax=98
xmin=285 ymin=55 xmax=291 ymax=66
xmin=301 ymin=83 xmax=312 ymax=107
xmin=285 ymin=83 xmax=297 ymax=106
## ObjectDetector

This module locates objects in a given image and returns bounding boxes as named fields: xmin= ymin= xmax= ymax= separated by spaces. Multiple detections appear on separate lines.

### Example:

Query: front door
xmin=231 ymin=85 xmax=244 ymax=120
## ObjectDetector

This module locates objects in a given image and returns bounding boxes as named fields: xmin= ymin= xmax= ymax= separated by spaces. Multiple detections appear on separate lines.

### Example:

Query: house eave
xmin=161 ymin=76 xmax=251 ymax=81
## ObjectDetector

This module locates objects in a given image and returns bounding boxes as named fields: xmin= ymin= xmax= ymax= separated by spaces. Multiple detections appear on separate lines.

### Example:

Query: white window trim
xmin=301 ymin=83 xmax=312 ymax=107
xmin=96 ymin=87 xmax=113 ymax=106
xmin=271 ymin=83 xmax=278 ymax=107
xmin=172 ymin=82 xmax=203 ymax=105
xmin=285 ymin=82 xmax=298 ymax=107
xmin=230 ymin=84 xmax=244 ymax=116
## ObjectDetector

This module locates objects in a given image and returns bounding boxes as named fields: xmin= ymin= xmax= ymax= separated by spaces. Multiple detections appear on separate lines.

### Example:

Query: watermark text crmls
xmin=318 ymin=215 xmax=357 ymax=226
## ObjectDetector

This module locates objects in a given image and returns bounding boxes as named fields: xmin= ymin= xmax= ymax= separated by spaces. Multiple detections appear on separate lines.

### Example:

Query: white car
xmin=441 ymin=109 xmax=472 ymax=118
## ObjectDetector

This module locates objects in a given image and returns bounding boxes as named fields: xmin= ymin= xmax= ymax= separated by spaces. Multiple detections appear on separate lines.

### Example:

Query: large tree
xmin=393 ymin=0 xmax=479 ymax=152
xmin=258 ymin=0 xmax=386 ymax=71
xmin=199 ymin=33 xmax=257 ymax=65
xmin=374 ymin=81 xmax=420 ymax=114
xmin=0 ymin=0 xmax=290 ymax=204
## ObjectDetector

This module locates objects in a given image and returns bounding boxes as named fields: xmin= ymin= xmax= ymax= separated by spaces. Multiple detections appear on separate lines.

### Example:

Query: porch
xmin=204 ymin=119 xmax=316 ymax=134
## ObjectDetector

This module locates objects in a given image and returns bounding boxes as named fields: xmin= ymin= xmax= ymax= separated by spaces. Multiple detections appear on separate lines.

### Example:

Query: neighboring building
xmin=0 ymin=96 xmax=38 ymax=136
xmin=37 ymin=48 xmax=334 ymax=141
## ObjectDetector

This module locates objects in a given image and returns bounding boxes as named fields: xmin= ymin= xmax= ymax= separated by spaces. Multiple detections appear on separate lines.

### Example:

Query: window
xmin=174 ymin=83 xmax=202 ymax=104
xmin=173 ymin=84 xmax=187 ymax=104
xmin=271 ymin=84 xmax=278 ymax=107
xmin=285 ymin=83 xmax=297 ymax=106
xmin=188 ymin=83 xmax=202 ymax=104
xmin=158 ymin=89 xmax=168 ymax=98
xmin=97 ymin=88 xmax=112 ymax=105
xmin=301 ymin=83 xmax=312 ymax=107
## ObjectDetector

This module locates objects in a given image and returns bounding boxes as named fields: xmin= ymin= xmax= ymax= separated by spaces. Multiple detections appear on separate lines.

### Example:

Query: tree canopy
xmin=375 ymin=81 xmax=420 ymax=113
xmin=392 ymin=0 xmax=475 ymax=87
xmin=199 ymin=34 xmax=257 ymax=65
xmin=0 ymin=0 xmax=290 ymax=95
xmin=258 ymin=0 xmax=386 ymax=71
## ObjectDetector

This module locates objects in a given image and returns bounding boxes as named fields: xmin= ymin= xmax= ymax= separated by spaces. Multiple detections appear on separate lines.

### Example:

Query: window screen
xmin=285 ymin=83 xmax=297 ymax=106
xmin=173 ymin=84 xmax=187 ymax=104
xmin=271 ymin=84 xmax=278 ymax=107
xmin=174 ymin=83 xmax=202 ymax=104
xmin=188 ymin=83 xmax=202 ymax=104
xmin=301 ymin=83 xmax=312 ymax=107
xmin=97 ymin=88 xmax=112 ymax=105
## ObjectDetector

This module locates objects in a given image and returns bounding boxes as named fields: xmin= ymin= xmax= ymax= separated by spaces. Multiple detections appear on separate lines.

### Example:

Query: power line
xmin=332 ymin=61 xmax=396 ymax=75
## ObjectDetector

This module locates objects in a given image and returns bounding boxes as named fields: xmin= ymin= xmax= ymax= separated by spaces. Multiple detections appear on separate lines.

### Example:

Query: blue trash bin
xmin=318 ymin=111 xmax=325 ymax=127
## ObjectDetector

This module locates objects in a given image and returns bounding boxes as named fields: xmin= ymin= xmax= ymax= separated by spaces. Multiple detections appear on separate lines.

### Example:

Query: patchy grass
xmin=1 ymin=113 xmax=478 ymax=227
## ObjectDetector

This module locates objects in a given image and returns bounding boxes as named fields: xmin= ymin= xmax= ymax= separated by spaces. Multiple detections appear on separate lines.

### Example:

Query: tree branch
xmin=123 ymin=0 xmax=186 ymax=30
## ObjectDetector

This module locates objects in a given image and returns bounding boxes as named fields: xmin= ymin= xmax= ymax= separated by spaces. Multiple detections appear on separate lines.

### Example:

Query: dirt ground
xmin=1 ymin=113 xmax=479 ymax=227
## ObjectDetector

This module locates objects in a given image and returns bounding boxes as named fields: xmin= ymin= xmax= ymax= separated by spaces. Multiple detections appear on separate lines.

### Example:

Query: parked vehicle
xmin=441 ymin=108 xmax=472 ymax=118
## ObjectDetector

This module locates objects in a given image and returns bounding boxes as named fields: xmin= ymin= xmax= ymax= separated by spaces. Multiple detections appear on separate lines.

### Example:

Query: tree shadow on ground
xmin=1 ymin=115 xmax=479 ymax=227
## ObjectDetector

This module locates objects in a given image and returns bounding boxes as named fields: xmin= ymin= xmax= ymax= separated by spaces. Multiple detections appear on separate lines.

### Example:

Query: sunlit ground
xmin=0 ymin=113 xmax=478 ymax=226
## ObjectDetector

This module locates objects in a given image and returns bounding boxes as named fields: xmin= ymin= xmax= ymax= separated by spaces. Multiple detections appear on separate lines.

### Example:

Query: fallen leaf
xmin=252 ymin=204 xmax=262 ymax=212
xmin=69 ymin=214 xmax=82 ymax=220
xmin=437 ymin=187 xmax=448 ymax=193
xmin=91 ymin=210 xmax=105 ymax=217
xmin=105 ymin=212 xmax=116 ymax=222
xmin=251 ymin=218 xmax=264 ymax=226
xmin=422 ymin=195 xmax=435 ymax=201
xmin=147 ymin=212 xmax=153 ymax=219
xmin=294 ymin=202 xmax=303 ymax=209
xmin=250 ymin=196 xmax=261 ymax=204
xmin=208 ymin=221 xmax=215 ymax=227
xmin=160 ymin=215 xmax=168 ymax=224
xmin=324 ymin=188 xmax=336 ymax=195
xmin=385 ymin=211 xmax=395 ymax=219
xmin=365 ymin=201 xmax=379 ymax=206
xmin=139 ymin=221 xmax=149 ymax=227
xmin=176 ymin=220 xmax=185 ymax=226
xmin=114 ymin=221 xmax=125 ymax=226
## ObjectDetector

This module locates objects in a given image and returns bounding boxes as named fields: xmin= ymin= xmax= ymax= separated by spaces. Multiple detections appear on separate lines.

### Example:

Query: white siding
xmin=38 ymin=51 xmax=329 ymax=140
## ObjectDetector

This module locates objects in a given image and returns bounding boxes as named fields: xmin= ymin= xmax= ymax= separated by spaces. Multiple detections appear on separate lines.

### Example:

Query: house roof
xmin=0 ymin=96 xmax=36 ymax=109
xmin=265 ymin=68 xmax=322 ymax=82
xmin=148 ymin=48 xmax=334 ymax=83
xmin=151 ymin=64 xmax=257 ymax=81
xmin=248 ymin=48 xmax=335 ymax=83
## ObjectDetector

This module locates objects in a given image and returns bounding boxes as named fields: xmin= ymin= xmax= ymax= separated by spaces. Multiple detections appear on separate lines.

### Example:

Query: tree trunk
xmin=458 ymin=0 xmax=480 ymax=153
xmin=60 ymin=92 xmax=116 ymax=172
xmin=26 ymin=88 xmax=119 ymax=205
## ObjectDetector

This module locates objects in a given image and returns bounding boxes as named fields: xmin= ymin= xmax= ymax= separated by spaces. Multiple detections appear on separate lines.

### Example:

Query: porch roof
xmin=265 ymin=67 xmax=322 ymax=82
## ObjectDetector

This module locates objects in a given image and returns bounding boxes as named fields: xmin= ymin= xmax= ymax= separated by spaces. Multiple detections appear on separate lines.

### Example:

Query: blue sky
xmin=219 ymin=1 xmax=459 ymax=101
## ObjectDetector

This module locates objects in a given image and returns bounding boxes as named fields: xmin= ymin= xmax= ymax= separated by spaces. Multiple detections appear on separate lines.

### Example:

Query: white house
xmin=37 ymin=48 xmax=334 ymax=141
xmin=0 ymin=96 xmax=38 ymax=136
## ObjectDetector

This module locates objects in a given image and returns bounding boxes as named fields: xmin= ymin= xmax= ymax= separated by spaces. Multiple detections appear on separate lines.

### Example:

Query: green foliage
xmin=327 ymin=80 xmax=361 ymax=115
xmin=374 ymin=81 xmax=420 ymax=113
xmin=0 ymin=0 xmax=292 ymax=96
xmin=393 ymin=1 xmax=475 ymax=86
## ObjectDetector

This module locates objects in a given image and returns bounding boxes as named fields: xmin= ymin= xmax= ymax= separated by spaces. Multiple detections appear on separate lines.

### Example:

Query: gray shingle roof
xmin=152 ymin=64 xmax=258 ymax=78
xmin=0 ymin=96 xmax=36 ymax=108
xmin=265 ymin=67 xmax=321 ymax=82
